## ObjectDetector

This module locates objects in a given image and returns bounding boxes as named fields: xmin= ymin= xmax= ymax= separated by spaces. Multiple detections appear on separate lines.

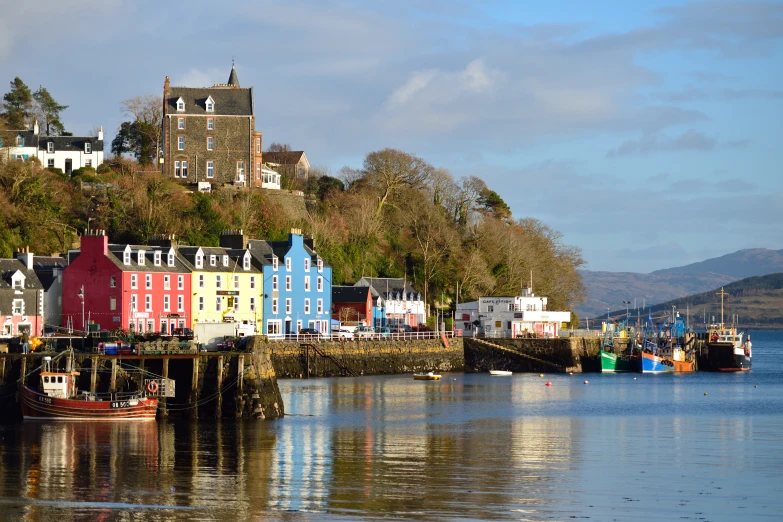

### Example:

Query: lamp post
xmin=77 ymin=285 xmax=85 ymax=344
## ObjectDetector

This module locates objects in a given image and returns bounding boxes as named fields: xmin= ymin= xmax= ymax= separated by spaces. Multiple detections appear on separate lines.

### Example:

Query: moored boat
xmin=489 ymin=370 xmax=512 ymax=376
xmin=600 ymin=313 xmax=639 ymax=373
xmin=639 ymin=350 xmax=675 ymax=374
xmin=413 ymin=372 xmax=442 ymax=380
xmin=702 ymin=288 xmax=752 ymax=372
xmin=20 ymin=355 xmax=159 ymax=421
xmin=600 ymin=351 xmax=639 ymax=373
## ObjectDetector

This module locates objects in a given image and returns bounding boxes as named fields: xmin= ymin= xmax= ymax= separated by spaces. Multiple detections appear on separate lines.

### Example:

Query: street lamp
xmin=623 ymin=300 xmax=631 ymax=315
xmin=77 ymin=285 xmax=85 ymax=344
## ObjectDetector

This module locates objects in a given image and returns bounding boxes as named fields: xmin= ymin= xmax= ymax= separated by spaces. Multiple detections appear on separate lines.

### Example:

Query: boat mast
xmin=716 ymin=287 xmax=727 ymax=328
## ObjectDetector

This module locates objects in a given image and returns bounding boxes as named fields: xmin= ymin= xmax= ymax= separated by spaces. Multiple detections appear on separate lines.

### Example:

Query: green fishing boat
xmin=600 ymin=313 xmax=639 ymax=373
xmin=600 ymin=350 xmax=638 ymax=372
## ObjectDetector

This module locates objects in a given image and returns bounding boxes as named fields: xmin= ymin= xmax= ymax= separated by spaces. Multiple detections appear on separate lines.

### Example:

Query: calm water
xmin=1 ymin=331 xmax=782 ymax=521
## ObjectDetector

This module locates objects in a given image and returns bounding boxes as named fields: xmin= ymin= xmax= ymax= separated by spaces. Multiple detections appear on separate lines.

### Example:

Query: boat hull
xmin=704 ymin=345 xmax=752 ymax=372
xmin=413 ymin=374 xmax=441 ymax=380
xmin=673 ymin=359 xmax=696 ymax=372
xmin=20 ymin=386 xmax=158 ymax=421
xmin=639 ymin=352 xmax=674 ymax=374
xmin=489 ymin=370 xmax=512 ymax=376
xmin=600 ymin=351 xmax=638 ymax=373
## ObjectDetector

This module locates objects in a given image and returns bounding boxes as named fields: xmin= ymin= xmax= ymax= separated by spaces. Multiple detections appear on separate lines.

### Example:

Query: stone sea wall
xmin=464 ymin=337 xmax=602 ymax=373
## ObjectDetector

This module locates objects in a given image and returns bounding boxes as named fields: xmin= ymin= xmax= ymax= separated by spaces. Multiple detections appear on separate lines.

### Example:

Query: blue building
xmin=248 ymin=229 xmax=332 ymax=337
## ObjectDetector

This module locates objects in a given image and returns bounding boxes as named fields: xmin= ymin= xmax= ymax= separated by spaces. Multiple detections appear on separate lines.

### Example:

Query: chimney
xmin=33 ymin=119 xmax=39 ymax=135
xmin=80 ymin=229 xmax=108 ymax=255
xmin=98 ymin=125 xmax=104 ymax=141
xmin=219 ymin=229 xmax=246 ymax=249
xmin=17 ymin=247 xmax=33 ymax=270
xmin=304 ymin=234 xmax=315 ymax=252
xmin=148 ymin=234 xmax=177 ymax=248
xmin=163 ymin=76 xmax=171 ymax=115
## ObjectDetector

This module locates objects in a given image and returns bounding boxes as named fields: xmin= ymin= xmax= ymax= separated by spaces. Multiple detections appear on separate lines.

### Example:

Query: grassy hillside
xmin=603 ymin=273 xmax=783 ymax=328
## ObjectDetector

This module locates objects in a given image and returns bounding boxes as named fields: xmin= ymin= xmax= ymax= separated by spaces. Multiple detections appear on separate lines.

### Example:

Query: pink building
xmin=0 ymin=250 xmax=44 ymax=338
xmin=63 ymin=230 xmax=192 ymax=334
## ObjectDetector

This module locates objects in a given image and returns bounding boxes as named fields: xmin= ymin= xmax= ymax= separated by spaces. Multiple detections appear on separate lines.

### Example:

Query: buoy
xmin=545 ymin=381 xmax=552 ymax=386
xmin=633 ymin=377 xmax=637 ymax=380
xmin=569 ymin=372 xmax=573 ymax=376
xmin=539 ymin=374 xmax=544 ymax=377
xmin=754 ymin=385 xmax=758 ymax=388
xmin=584 ymin=380 xmax=589 ymax=384
xmin=704 ymin=392 xmax=708 ymax=396
xmin=453 ymin=378 xmax=457 ymax=381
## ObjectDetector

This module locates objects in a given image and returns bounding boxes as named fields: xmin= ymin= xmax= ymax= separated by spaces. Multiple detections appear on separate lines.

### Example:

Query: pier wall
xmin=464 ymin=337 xmax=602 ymax=373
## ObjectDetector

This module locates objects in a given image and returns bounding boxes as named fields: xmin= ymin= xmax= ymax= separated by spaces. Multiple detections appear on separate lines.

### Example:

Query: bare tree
xmin=363 ymin=148 xmax=434 ymax=222
xmin=120 ymin=95 xmax=162 ymax=165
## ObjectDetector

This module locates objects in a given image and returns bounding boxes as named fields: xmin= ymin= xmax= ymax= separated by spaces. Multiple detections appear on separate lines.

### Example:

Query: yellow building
xmin=178 ymin=242 xmax=264 ymax=335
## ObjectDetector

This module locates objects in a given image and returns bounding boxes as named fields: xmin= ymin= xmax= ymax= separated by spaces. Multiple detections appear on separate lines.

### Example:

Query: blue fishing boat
xmin=637 ymin=315 xmax=674 ymax=373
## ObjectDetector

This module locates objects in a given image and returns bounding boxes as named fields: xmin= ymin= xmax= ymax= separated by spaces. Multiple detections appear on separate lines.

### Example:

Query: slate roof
xmin=32 ymin=256 xmax=67 ymax=291
xmin=10 ymin=130 xmax=39 ymax=148
xmin=0 ymin=260 xmax=44 ymax=290
xmin=355 ymin=277 xmax=418 ymax=299
xmin=167 ymin=87 xmax=253 ymax=116
xmin=227 ymin=66 xmax=240 ymax=87
xmin=262 ymin=151 xmax=305 ymax=166
xmin=105 ymin=245 xmax=190 ymax=273
xmin=332 ymin=285 xmax=370 ymax=304
xmin=39 ymin=136 xmax=103 ymax=152
xmin=246 ymin=239 xmax=321 ymax=266
xmin=177 ymin=246 xmax=261 ymax=274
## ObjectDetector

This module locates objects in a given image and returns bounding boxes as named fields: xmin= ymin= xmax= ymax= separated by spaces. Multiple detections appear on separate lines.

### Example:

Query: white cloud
xmin=388 ymin=70 xmax=438 ymax=107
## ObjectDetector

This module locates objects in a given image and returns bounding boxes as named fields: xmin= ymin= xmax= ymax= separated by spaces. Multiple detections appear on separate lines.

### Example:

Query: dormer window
xmin=243 ymin=252 xmax=251 ymax=271
xmin=137 ymin=250 xmax=145 ymax=265
xmin=47 ymin=142 xmax=54 ymax=153
xmin=272 ymin=256 xmax=278 ymax=270
xmin=16 ymin=136 xmax=24 ymax=147
xmin=85 ymin=142 xmax=92 ymax=154
xmin=12 ymin=273 xmax=24 ymax=290
xmin=317 ymin=257 xmax=323 ymax=272
xmin=205 ymin=96 xmax=214 ymax=112
xmin=210 ymin=255 xmax=216 ymax=266
xmin=176 ymin=97 xmax=185 ymax=111
xmin=285 ymin=257 xmax=291 ymax=271
xmin=154 ymin=251 xmax=161 ymax=266
xmin=167 ymin=249 xmax=175 ymax=267
xmin=123 ymin=246 xmax=131 ymax=265
xmin=195 ymin=253 xmax=203 ymax=269
xmin=222 ymin=255 xmax=229 ymax=267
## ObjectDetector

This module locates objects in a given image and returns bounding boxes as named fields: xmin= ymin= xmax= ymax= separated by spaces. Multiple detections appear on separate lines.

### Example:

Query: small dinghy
xmin=489 ymin=370 xmax=512 ymax=376
xmin=413 ymin=372 xmax=442 ymax=380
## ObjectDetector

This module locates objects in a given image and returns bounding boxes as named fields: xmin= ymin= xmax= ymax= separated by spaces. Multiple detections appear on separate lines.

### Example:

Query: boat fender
xmin=545 ymin=381 xmax=552 ymax=386
xmin=147 ymin=381 xmax=159 ymax=394
xmin=583 ymin=380 xmax=589 ymax=385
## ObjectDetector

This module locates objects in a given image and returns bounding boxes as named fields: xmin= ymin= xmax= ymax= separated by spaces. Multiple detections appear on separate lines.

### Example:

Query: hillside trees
xmin=114 ymin=95 xmax=161 ymax=164
xmin=33 ymin=87 xmax=68 ymax=135
xmin=363 ymin=148 xmax=433 ymax=222
xmin=1 ymin=78 xmax=33 ymax=129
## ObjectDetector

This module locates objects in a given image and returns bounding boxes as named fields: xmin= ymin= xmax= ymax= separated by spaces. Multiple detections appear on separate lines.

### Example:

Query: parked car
xmin=354 ymin=325 xmax=376 ymax=339
xmin=299 ymin=327 xmax=321 ymax=339
xmin=376 ymin=327 xmax=391 ymax=339
xmin=390 ymin=324 xmax=413 ymax=335
xmin=173 ymin=327 xmax=194 ymax=339
xmin=337 ymin=329 xmax=354 ymax=340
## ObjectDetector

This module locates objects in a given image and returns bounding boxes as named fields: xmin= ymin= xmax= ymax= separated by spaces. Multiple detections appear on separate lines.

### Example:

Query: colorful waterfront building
xmin=354 ymin=278 xmax=426 ymax=328
xmin=248 ymin=229 xmax=332 ymax=337
xmin=173 ymin=231 xmax=264 ymax=336
xmin=0 ymin=249 xmax=44 ymax=338
xmin=63 ymin=230 xmax=192 ymax=334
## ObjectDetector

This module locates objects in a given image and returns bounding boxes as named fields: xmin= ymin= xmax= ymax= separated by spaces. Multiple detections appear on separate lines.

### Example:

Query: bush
xmin=71 ymin=166 xmax=96 ymax=178
xmin=96 ymin=163 xmax=112 ymax=174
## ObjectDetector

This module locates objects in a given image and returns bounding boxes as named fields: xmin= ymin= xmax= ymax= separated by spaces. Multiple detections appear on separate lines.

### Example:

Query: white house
xmin=354 ymin=277 xmax=426 ymax=328
xmin=2 ymin=121 xmax=104 ymax=174
xmin=457 ymin=288 xmax=571 ymax=338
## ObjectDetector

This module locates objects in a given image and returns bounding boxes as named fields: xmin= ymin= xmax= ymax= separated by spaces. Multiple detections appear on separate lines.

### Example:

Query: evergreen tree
xmin=33 ymin=87 xmax=68 ymax=135
xmin=1 ymin=77 xmax=33 ymax=129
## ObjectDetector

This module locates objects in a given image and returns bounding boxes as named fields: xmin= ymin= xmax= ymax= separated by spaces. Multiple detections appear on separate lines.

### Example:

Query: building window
xmin=138 ymin=250 xmax=145 ymax=265
xmin=285 ymin=276 xmax=291 ymax=291
xmin=317 ymin=258 xmax=323 ymax=271
xmin=272 ymin=275 xmax=278 ymax=291
xmin=199 ymin=274 xmax=204 ymax=288
xmin=145 ymin=295 xmax=152 ymax=311
xmin=195 ymin=254 xmax=203 ymax=269
xmin=272 ymin=256 xmax=278 ymax=270
xmin=16 ymin=136 xmax=24 ymax=147
xmin=256 ymin=162 xmax=261 ymax=180
xmin=206 ymin=161 xmax=214 ymax=178
xmin=304 ymin=298 xmax=310 ymax=314
xmin=272 ymin=298 xmax=278 ymax=314
xmin=164 ymin=275 xmax=170 ymax=290
xmin=216 ymin=275 xmax=222 ymax=289
xmin=317 ymin=298 xmax=323 ymax=314
xmin=110 ymin=276 xmax=116 ymax=288
xmin=317 ymin=276 xmax=323 ymax=292
xmin=154 ymin=251 xmax=161 ymax=266
xmin=255 ymin=137 xmax=261 ymax=153
xmin=199 ymin=296 xmax=204 ymax=311
xmin=168 ymin=252 xmax=175 ymax=267
xmin=223 ymin=255 xmax=229 ymax=267
xmin=243 ymin=255 xmax=250 ymax=271
xmin=250 ymin=276 xmax=255 ymax=289
xmin=285 ymin=257 xmax=291 ymax=271
xmin=178 ymin=136 xmax=184 ymax=150
xmin=210 ymin=255 xmax=216 ymax=266
xmin=236 ymin=161 xmax=245 ymax=180
xmin=85 ymin=160 xmax=92 ymax=167
xmin=110 ymin=296 xmax=116 ymax=311
xmin=85 ymin=142 xmax=92 ymax=154
xmin=131 ymin=274 xmax=137 ymax=289
xmin=146 ymin=274 xmax=152 ymax=289
xmin=130 ymin=294 xmax=137 ymax=312
xmin=304 ymin=276 xmax=310 ymax=292
xmin=234 ymin=275 xmax=239 ymax=289
xmin=207 ymin=118 xmax=214 ymax=130
xmin=178 ymin=295 xmax=184 ymax=312
xmin=178 ymin=275 xmax=184 ymax=290
xmin=234 ymin=296 xmax=240 ymax=312
xmin=12 ymin=299 xmax=24 ymax=315
xmin=285 ymin=298 xmax=291 ymax=314
xmin=178 ymin=118 xmax=185 ymax=130
xmin=181 ymin=161 xmax=188 ymax=178
xmin=47 ymin=158 xmax=54 ymax=168
xmin=267 ymin=320 xmax=281 ymax=335
xmin=250 ymin=297 xmax=256 ymax=312
xmin=175 ymin=161 xmax=181 ymax=177
xmin=207 ymin=136 xmax=214 ymax=150
xmin=164 ymin=295 xmax=170 ymax=312
xmin=177 ymin=100 xmax=185 ymax=111
xmin=47 ymin=142 xmax=54 ymax=153
xmin=206 ymin=97 xmax=214 ymax=112
xmin=304 ymin=258 xmax=310 ymax=271
xmin=215 ymin=297 xmax=222 ymax=312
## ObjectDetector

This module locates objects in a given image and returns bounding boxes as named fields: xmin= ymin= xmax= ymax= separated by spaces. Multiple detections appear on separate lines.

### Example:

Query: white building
xmin=456 ymin=288 xmax=571 ymax=338
xmin=2 ymin=121 xmax=104 ymax=174
xmin=354 ymin=277 xmax=426 ymax=328
xmin=260 ymin=166 xmax=281 ymax=190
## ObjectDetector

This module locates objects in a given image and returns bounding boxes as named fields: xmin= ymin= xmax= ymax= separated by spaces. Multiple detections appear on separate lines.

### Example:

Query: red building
xmin=331 ymin=286 xmax=372 ymax=326
xmin=63 ymin=230 xmax=192 ymax=334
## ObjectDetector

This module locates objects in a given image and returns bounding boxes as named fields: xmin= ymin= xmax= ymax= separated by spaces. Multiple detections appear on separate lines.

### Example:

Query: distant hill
xmin=575 ymin=248 xmax=783 ymax=318
xmin=603 ymin=273 xmax=783 ymax=329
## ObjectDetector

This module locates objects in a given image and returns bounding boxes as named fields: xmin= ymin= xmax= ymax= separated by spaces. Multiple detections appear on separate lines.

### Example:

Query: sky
xmin=1 ymin=0 xmax=781 ymax=273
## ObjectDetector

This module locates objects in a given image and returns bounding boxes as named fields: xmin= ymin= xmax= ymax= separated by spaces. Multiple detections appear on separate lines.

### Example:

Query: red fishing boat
xmin=20 ymin=355 xmax=159 ymax=421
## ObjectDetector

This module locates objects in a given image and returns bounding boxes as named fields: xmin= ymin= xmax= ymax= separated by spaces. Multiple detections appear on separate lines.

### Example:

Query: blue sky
xmin=2 ymin=0 xmax=781 ymax=273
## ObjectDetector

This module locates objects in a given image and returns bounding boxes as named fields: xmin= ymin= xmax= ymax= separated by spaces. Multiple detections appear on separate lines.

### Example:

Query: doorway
xmin=65 ymin=159 xmax=72 ymax=175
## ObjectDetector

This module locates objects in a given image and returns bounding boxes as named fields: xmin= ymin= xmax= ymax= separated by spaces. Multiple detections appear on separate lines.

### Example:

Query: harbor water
xmin=1 ymin=330 xmax=782 ymax=521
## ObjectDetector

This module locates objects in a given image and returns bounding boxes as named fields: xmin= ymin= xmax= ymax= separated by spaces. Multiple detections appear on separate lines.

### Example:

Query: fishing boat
xmin=639 ymin=349 xmax=675 ymax=374
xmin=489 ymin=370 xmax=512 ymax=376
xmin=20 ymin=354 xmax=159 ymax=421
xmin=702 ymin=288 xmax=752 ymax=372
xmin=413 ymin=372 xmax=442 ymax=380
xmin=600 ymin=313 xmax=639 ymax=373
xmin=657 ymin=314 xmax=696 ymax=373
